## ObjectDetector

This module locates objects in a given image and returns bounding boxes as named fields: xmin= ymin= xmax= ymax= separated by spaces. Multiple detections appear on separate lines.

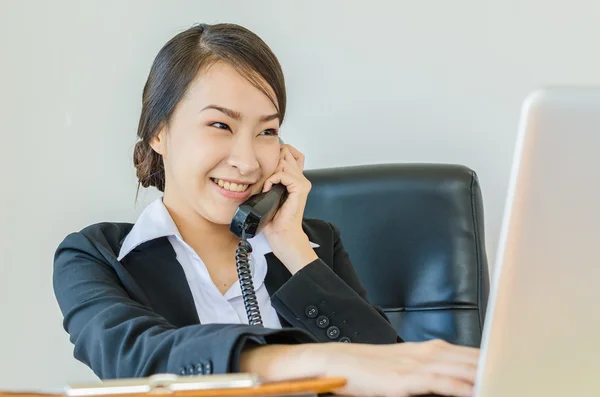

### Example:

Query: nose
xmin=226 ymin=135 xmax=260 ymax=176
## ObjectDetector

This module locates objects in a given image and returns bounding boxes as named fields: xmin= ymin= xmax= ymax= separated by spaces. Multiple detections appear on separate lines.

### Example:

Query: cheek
xmin=167 ymin=134 xmax=216 ymax=181
xmin=260 ymin=149 xmax=281 ymax=176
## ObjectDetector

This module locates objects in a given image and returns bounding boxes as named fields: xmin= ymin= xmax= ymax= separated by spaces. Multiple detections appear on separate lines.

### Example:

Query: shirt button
xmin=316 ymin=315 xmax=330 ymax=328
xmin=326 ymin=326 xmax=340 ymax=339
xmin=204 ymin=361 xmax=213 ymax=374
xmin=305 ymin=305 xmax=318 ymax=319
xmin=195 ymin=364 xmax=203 ymax=374
xmin=339 ymin=337 xmax=352 ymax=343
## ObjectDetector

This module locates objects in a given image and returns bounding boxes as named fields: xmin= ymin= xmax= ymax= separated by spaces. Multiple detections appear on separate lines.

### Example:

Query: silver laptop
xmin=474 ymin=87 xmax=600 ymax=397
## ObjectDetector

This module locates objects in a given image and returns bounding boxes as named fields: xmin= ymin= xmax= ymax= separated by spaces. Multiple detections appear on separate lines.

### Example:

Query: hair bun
xmin=133 ymin=140 xmax=165 ymax=191
xmin=133 ymin=141 xmax=146 ymax=168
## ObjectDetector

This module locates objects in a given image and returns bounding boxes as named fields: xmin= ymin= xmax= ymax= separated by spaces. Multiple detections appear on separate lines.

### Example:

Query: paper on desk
xmin=0 ymin=384 xmax=65 ymax=395
xmin=0 ymin=386 xmax=65 ymax=395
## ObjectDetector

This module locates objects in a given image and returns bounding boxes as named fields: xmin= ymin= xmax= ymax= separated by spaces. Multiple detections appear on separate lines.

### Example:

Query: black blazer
xmin=53 ymin=218 xmax=401 ymax=380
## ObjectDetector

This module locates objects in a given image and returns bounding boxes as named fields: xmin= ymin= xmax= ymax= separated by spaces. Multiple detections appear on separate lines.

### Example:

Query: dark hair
xmin=133 ymin=23 xmax=287 ymax=193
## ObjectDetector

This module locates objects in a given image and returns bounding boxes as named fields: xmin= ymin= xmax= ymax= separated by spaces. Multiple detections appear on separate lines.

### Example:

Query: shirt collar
xmin=118 ymin=197 xmax=319 ymax=261
xmin=118 ymin=198 xmax=181 ymax=261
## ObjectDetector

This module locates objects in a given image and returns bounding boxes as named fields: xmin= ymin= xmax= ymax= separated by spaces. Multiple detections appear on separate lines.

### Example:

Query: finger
xmin=263 ymin=171 xmax=295 ymax=192
xmin=263 ymin=155 xmax=306 ymax=193
xmin=275 ymin=157 xmax=285 ymax=173
xmin=262 ymin=177 xmax=274 ymax=193
xmin=436 ymin=346 xmax=480 ymax=366
xmin=283 ymin=144 xmax=305 ymax=170
xmin=283 ymin=150 xmax=301 ymax=172
xmin=275 ymin=155 xmax=305 ymax=178
xmin=405 ymin=373 xmax=474 ymax=397
xmin=262 ymin=171 xmax=306 ymax=193
xmin=419 ymin=340 xmax=480 ymax=366
xmin=421 ymin=361 xmax=478 ymax=384
xmin=262 ymin=172 xmax=283 ymax=193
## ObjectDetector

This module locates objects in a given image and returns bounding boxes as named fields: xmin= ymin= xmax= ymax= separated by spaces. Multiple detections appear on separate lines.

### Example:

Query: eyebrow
xmin=201 ymin=105 xmax=279 ymax=122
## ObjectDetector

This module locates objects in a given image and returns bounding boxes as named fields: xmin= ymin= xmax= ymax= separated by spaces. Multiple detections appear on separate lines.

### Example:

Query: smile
xmin=210 ymin=178 xmax=251 ymax=193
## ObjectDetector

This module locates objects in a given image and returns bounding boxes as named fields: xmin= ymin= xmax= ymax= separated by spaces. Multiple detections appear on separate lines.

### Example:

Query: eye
xmin=210 ymin=122 xmax=231 ymax=131
xmin=260 ymin=128 xmax=279 ymax=136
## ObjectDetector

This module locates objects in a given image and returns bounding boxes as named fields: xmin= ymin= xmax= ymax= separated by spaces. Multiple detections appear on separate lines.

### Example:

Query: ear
xmin=149 ymin=125 xmax=167 ymax=157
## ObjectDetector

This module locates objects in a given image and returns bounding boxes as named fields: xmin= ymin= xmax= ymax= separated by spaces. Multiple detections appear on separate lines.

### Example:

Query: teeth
xmin=212 ymin=178 xmax=249 ymax=192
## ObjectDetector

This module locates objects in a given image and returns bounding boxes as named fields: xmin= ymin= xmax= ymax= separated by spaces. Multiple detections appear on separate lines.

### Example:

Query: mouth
xmin=210 ymin=178 xmax=252 ymax=193
xmin=210 ymin=177 xmax=257 ymax=201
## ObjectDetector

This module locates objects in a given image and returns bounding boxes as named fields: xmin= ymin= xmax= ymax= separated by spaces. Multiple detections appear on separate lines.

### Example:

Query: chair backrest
xmin=304 ymin=163 xmax=490 ymax=347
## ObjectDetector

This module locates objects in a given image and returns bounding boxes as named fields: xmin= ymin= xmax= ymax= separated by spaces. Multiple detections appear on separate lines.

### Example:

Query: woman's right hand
xmin=240 ymin=339 xmax=480 ymax=397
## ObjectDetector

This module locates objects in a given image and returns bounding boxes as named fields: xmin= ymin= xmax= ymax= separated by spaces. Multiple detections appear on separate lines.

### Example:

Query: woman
xmin=53 ymin=23 xmax=479 ymax=397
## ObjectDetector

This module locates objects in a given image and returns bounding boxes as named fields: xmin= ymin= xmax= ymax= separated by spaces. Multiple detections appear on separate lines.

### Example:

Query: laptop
xmin=474 ymin=86 xmax=600 ymax=396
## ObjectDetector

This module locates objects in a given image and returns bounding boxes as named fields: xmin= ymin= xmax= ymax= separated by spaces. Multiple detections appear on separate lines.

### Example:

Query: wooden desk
xmin=0 ymin=377 xmax=346 ymax=397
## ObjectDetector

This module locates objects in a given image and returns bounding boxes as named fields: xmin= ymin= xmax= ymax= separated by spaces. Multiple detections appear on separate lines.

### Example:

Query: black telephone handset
xmin=229 ymin=184 xmax=288 ymax=240
xmin=229 ymin=182 xmax=288 ymax=326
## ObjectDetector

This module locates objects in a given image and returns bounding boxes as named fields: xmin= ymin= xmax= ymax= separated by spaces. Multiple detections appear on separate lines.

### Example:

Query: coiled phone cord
xmin=235 ymin=234 xmax=264 ymax=326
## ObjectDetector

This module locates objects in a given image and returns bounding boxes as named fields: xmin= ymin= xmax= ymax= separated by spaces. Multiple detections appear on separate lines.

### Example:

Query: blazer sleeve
xmin=53 ymin=232 xmax=316 ymax=380
xmin=269 ymin=222 xmax=402 ymax=344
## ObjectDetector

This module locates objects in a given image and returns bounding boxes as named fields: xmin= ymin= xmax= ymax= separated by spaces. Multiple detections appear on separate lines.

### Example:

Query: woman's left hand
xmin=262 ymin=144 xmax=318 ymax=274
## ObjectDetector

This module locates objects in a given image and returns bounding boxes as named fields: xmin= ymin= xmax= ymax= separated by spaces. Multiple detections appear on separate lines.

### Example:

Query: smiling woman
xmin=52 ymin=23 xmax=480 ymax=397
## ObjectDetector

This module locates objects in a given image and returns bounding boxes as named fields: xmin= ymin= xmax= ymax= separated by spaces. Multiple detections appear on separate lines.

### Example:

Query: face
xmin=149 ymin=62 xmax=281 ymax=225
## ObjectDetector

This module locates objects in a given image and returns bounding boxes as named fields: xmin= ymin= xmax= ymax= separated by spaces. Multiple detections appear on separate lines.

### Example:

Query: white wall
xmin=1 ymin=0 xmax=599 ymax=390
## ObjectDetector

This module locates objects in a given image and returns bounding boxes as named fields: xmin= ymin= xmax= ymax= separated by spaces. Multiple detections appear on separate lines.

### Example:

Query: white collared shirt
xmin=118 ymin=198 xmax=318 ymax=329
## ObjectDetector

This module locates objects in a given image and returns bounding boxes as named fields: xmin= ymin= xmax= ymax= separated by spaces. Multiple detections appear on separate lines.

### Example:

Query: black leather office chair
xmin=304 ymin=163 xmax=490 ymax=347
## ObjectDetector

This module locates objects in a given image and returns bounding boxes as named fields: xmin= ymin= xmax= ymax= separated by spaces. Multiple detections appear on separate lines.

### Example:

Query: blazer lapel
xmin=263 ymin=252 xmax=294 ymax=327
xmin=120 ymin=237 xmax=200 ymax=327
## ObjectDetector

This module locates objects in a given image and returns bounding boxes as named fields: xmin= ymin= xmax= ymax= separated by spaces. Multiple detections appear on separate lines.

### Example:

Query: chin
xmin=197 ymin=205 xmax=237 ymax=226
